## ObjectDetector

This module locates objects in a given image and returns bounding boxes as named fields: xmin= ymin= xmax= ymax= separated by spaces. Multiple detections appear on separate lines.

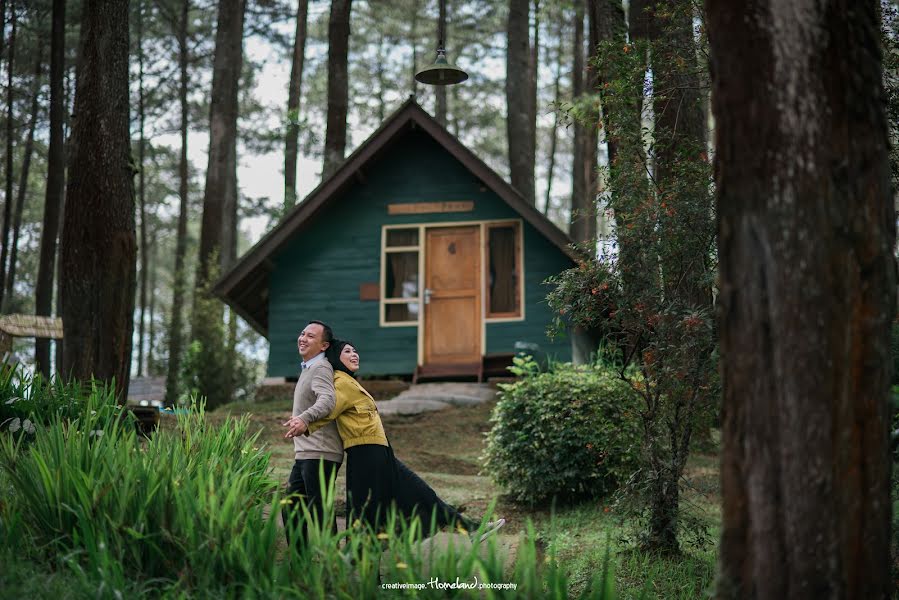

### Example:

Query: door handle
xmin=424 ymin=288 xmax=433 ymax=304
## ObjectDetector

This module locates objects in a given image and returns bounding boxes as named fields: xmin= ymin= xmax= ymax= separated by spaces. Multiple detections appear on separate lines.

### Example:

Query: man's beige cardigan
xmin=292 ymin=358 xmax=343 ymax=464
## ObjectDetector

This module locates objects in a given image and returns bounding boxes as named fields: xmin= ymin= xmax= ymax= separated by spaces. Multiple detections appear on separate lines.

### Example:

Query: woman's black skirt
xmin=345 ymin=442 xmax=472 ymax=535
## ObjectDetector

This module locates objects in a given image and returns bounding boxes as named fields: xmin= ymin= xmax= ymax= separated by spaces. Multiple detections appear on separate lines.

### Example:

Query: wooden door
xmin=423 ymin=226 xmax=481 ymax=367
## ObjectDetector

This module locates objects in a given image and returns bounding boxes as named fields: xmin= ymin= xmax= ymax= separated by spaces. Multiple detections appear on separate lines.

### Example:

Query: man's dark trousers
xmin=282 ymin=458 xmax=341 ymax=546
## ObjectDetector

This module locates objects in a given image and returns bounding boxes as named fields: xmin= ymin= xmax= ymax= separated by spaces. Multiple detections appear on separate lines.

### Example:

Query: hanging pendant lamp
xmin=414 ymin=0 xmax=468 ymax=86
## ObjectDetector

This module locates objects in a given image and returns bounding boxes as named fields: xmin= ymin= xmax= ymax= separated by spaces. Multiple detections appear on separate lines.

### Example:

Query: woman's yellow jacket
xmin=306 ymin=370 xmax=388 ymax=448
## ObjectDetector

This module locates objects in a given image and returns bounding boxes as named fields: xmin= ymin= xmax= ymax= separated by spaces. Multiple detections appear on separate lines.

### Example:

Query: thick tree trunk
xmin=708 ymin=1 xmax=894 ymax=597
xmin=60 ymin=0 xmax=136 ymax=400
xmin=283 ymin=0 xmax=308 ymax=209
xmin=165 ymin=0 xmax=191 ymax=406
xmin=3 ymin=51 xmax=42 ymax=312
xmin=35 ymin=0 xmax=65 ymax=377
xmin=322 ymin=0 xmax=352 ymax=178
xmin=0 ymin=6 xmax=16 ymax=312
xmin=570 ymin=2 xmax=586 ymax=237
xmin=136 ymin=0 xmax=147 ymax=377
xmin=506 ymin=0 xmax=535 ymax=204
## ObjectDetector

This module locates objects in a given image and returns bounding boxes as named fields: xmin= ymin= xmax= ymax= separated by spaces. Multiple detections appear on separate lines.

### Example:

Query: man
xmin=281 ymin=320 xmax=343 ymax=545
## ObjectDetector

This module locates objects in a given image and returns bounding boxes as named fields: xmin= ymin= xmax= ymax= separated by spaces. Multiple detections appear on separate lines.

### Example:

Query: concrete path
xmin=375 ymin=383 xmax=497 ymax=416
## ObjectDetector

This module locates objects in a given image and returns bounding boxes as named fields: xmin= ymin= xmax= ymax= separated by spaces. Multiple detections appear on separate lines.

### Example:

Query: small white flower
xmin=91 ymin=410 xmax=97 ymax=415
xmin=22 ymin=419 xmax=35 ymax=435
xmin=89 ymin=429 xmax=104 ymax=438
xmin=8 ymin=418 xmax=21 ymax=433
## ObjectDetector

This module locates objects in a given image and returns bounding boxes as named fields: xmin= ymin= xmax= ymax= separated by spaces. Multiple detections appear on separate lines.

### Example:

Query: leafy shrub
xmin=0 ymin=364 xmax=124 ymax=440
xmin=483 ymin=356 xmax=643 ymax=506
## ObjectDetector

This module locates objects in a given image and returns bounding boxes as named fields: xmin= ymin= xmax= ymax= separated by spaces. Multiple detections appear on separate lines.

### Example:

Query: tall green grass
xmin=0 ymin=376 xmax=623 ymax=598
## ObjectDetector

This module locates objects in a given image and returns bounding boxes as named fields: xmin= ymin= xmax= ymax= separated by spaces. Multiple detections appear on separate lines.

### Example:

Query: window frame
xmin=484 ymin=221 xmax=524 ymax=320
xmin=380 ymin=226 xmax=423 ymax=327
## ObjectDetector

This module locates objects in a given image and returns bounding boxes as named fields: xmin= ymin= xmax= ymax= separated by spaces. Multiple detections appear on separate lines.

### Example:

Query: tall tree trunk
xmin=434 ymin=0 xmax=447 ymax=125
xmin=322 ymin=0 xmax=352 ymax=178
xmin=147 ymin=237 xmax=156 ymax=374
xmin=193 ymin=0 xmax=245 ymax=408
xmin=136 ymin=0 xmax=147 ymax=377
xmin=283 ymin=0 xmax=308 ymax=210
xmin=506 ymin=0 xmax=535 ymax=204
xmin=569 ymin=2 xmax=586 ymax=240
xmin=529 ymin=0 xmax=539 ymax=183
xmin=196 ymin=0 xmax=244 ymax=288
xmin=410 ymin=0 xmax=419 ymax=96
xmin=708 ymin=1 xmax=894 ymax=597
xmin=3 ymin=50 xmax=41 ymax=312
xmin=165 ymin=0 xmax=191 ymax=406
xmin=55 ymin=57 xmax=74 ymax=376
xmin=376 ymin=27 xmax=386 ymax=122
xmin=0 ymin=5 xmax=16 ymax=312
xmin=61 ymin=0 xmax=136 ymax=400
xmin=36 ymin=0 xmax=65 ymax=377
xmin=543 ymin=17 xmax=563 ymax=215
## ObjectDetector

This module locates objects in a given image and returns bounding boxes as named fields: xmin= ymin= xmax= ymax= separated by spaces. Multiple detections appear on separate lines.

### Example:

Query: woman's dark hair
xmin=326 ymin=339 xmax=357 ymax=376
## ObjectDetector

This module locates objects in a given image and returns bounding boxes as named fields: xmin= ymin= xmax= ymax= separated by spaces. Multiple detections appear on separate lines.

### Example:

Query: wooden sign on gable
xmin=387 ymin=201 xmax=474 ymax=215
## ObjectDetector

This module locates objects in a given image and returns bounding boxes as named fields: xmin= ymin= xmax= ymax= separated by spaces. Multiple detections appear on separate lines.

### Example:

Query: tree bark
xmin=506 ymin=0 xmax=535 ymax=204
xmin=3 ymin=50 xmax=42 ymax=313
xmin=322 ymin=0 xmax=352 ymax=178
xmin=708 ymin=1 xmax=894 ymax=597
xmin=60 ymin=0 xmax=136 ymax=400
xmin=136 ymin=0 xmax=147 ymax=377
xmin=36 ymin=0 xmax=65 ymax=377
xmin=165 ymin=0 xmax=192 ymax=406
xmin=283 ymin=0 xmax=308 ymax=210
xmin=569 ymin=2 xmax=587 ymax=240
xmin=0 ymin=5 xmax=16 ymax=312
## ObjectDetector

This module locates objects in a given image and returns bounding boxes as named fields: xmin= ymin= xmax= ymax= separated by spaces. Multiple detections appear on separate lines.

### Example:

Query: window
xmin=486 ymin=222 xmax=522 ymax=318
xmin=382 ymin=227 xmax=420 ymax=325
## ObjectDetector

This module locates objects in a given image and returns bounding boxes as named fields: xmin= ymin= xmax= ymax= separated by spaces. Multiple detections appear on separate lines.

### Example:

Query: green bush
xmin=483 ymin=357 xmax=643 ymax=506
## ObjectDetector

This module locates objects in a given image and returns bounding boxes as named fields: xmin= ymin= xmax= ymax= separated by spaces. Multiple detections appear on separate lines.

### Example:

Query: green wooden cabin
xmin=215 ymin=99 xmax=577 ymax=381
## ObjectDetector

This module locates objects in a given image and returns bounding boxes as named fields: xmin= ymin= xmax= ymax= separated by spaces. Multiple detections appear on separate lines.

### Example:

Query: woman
xmin=306 ymin=339 xmax=505 ymax=543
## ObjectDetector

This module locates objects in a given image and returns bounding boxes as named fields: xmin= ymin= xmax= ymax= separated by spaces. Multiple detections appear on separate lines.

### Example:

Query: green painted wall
xmin=266 ymin=129 xmax=573 ymax=377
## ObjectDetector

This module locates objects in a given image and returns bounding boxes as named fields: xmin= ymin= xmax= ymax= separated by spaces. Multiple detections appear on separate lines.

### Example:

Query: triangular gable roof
xmin=214 ymin=97 xmax=576 ymax=336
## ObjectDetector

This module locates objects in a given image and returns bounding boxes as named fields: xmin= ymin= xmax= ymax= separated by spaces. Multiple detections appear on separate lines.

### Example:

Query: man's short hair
xmin=307 ymin=320 xmax=333 ymax=344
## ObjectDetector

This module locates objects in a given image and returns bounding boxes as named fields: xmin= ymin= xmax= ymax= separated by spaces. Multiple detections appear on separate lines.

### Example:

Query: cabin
xmin=214 ymin=98 xmax=577 ymax=381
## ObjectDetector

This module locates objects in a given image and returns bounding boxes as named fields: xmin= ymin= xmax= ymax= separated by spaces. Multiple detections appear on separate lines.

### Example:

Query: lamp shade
xmin=414 ymin=49 xmax=468 ymax=86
